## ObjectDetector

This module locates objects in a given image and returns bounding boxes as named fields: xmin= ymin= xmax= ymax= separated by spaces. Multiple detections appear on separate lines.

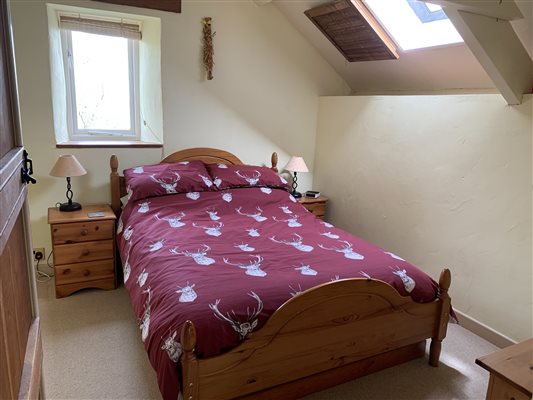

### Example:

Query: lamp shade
xmin=50 ymin=155 xmax=87 ymax=177
xmin=284 ymin=156 xmax=309 ymax=173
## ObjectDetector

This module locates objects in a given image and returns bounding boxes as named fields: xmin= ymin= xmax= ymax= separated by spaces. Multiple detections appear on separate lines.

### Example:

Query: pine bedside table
xmin=48 ymin=204 xmax=117 ymax=298
xmin=299 ymin=195 xmax=328 ymax=219
xmin=476 ymin=338 xmax=533 ymax=400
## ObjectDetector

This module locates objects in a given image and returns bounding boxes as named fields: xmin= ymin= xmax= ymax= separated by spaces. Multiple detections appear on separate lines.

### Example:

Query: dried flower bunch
xmin=202 ymin=17 xmax=215 ymax=80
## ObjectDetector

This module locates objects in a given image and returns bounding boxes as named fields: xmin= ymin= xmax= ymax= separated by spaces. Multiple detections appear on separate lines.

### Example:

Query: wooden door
xmin=0 ymin=1 xmax=42 ymax=399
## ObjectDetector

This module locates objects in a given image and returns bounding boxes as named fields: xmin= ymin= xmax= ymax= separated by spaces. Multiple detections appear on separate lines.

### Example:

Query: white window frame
xmin=61 ymin=28 xmax=141 ymax=141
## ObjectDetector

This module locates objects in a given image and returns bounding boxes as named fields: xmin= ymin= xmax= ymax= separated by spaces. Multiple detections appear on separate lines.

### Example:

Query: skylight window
xmin=363 ymin=0 xmax=463 ymax=51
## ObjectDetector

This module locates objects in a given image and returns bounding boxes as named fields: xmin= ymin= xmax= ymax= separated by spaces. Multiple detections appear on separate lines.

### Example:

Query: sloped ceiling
xmin=274 ymin=0 xmax=531 ymax=94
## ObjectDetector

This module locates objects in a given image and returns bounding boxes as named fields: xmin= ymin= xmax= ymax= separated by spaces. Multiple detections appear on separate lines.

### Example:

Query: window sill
xmin=56 ymin=140 xmax=163 ymax=148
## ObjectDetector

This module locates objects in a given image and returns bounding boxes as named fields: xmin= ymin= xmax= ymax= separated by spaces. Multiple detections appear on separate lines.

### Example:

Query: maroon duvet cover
xmin=117 ymin=187 xmax=438 ymax=399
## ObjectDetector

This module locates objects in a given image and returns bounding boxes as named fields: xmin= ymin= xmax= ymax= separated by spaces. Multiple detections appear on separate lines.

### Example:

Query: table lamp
xmin=50 ymin=155 xmax=87 ymax=212
xmin=284 ymin=156 xmax=308 ymax=199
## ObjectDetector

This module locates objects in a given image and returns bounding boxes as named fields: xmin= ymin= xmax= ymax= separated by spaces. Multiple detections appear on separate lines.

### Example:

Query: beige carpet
xmin=37 ymin=279 xmax=498 ymax=400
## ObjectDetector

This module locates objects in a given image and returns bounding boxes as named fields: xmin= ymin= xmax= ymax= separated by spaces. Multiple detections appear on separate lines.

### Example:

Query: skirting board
xmin=455 ymin=309 xmax=516 ymax=349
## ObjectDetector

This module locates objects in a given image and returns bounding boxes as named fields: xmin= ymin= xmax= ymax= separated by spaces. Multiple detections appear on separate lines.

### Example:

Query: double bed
xmin=109 ymin=147 xmax=452 ymax=400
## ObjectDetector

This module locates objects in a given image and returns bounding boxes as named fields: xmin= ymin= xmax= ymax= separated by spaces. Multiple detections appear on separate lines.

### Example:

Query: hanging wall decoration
xmin=202 ymin=17 xmax=215 ymax=80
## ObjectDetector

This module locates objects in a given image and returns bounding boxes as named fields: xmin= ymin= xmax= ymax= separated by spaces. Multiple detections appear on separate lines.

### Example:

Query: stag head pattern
xmin=318 ymin=240 xmax=364 ymax=260
xmin=176 ymin=282 xmax=197 ymax=303
xmin=193 ymin=222 xmax=223 ymax=237
xmin=235 ymin=170 xmax=261 ymax=186
xmin=186 ymin=192 xmax=201 ymax=200
xmin=209 ymin=292 xmax=264 ymax=339
xmin=123 ymin=226 xmax=134 ymax=241
xmin=123 ymin=243 xmax=132 ymax=283
xmin=269 ymin=233 xmax=314 ymax=252
xmin=148 ymin=240 xmax=165 ymax=252
xmin=235 ymin=243 xmax=255 ymax=252
xmin=199 ymin=174 xmax=214 ymax=187
xmin=246 ymin=228 xmax=260 ymax=237
xmin=140 ymin=287 xmax=152 ymax=342
xmin=161 ymin=331 xmax=182 ymax=363
xmin=138 ymin=201 xmax=151 ymax=213
xmin=206 ymin=209 xmax=220 ymax=221
xmin=155 ymin=212 xmax=186 ymax=228
xmin=294 ymin=264 xmax=318 ymax=276
xmin=222 ymin=192 xmax=233 ymax=202
xmin=392 ymin=267 xmax=416 ymax=293
xmin=150 ymin=172 xmax=181 ymax=194
xmin=170 ymin=245 xmax=215 ymax=266
xmin=236 ymin=206 xmax=267 ymax=222
xmin=137 ymin=269 xmax=148 ymax=287
xmin=223 ymin=255 xmax=267 ymax=277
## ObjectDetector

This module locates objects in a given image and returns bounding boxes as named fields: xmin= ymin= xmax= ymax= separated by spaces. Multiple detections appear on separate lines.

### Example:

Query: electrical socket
xmin=33 ymin=248 xmax=45 ymax=261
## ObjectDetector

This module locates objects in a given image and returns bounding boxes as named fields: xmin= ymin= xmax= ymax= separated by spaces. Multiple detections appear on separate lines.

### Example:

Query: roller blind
xmin=59 ymin=15 xmax=141 ymax=40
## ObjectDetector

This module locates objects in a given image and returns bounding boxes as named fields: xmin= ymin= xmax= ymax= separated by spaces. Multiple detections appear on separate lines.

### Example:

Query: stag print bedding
xmin=117 ymin=188 xmax=438 ymax=400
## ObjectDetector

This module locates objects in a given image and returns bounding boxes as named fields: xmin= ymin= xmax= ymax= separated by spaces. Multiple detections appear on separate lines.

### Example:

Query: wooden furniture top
xmin=299 ymin=195 xmax=328 ymax=204
xmin=476 ymin=338 xmax=533 ymax=396
xmin=48 ymin=204 xmax=116 ymax=224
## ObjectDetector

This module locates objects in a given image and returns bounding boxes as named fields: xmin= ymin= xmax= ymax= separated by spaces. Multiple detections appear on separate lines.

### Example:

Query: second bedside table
xmin=48 ymin=204 xmax=117 ymax=298
xmin=476 ymin=338 xmax=532 ymax=400
xmin=299 ymin=195 xmax=328 ymax=219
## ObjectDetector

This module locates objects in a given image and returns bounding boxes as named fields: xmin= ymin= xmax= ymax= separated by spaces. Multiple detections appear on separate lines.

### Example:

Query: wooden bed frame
xmin=109 ymin=147 xmax=451 ymax=400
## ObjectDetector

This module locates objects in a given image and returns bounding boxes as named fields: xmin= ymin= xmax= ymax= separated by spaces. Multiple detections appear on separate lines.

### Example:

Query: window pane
xmin=71 ymin=31 xmax=131 ymax=131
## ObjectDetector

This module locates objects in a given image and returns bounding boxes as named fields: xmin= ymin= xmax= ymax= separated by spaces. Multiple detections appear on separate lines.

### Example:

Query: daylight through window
xmin=61 ymin=16 xmax=141 ymax=140
xmin=363 ymin=0 xmax=463 ymax=51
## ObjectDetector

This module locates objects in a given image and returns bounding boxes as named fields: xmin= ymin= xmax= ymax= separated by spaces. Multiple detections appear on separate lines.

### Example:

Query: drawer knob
xmin=81 ymin=229 xmax=88 ymax=236
xmin=83 ymin=269 xmax=90 ymax=276
xmin=82 ymin=250 xmax=90 ymax=256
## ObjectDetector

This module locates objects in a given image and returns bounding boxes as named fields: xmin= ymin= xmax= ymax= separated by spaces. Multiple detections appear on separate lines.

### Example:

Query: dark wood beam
xmin=92 ymin=0 xmax=181 ymax=13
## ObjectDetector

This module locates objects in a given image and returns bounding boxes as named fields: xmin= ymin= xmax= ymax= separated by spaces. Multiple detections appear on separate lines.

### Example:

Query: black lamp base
xmin=59 ymin=201 xmax=82 ymax=212
xmin=291 ymin=191 xmax=302 ymax=199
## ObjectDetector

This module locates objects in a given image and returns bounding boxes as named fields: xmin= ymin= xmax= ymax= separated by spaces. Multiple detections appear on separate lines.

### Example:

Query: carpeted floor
xmin=37 ymin=279 xmax=498 ymax=400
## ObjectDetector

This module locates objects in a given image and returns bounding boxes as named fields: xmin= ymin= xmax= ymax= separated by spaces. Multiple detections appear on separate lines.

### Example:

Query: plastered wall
xmin=10 ymin=0 xmax=350 ymax=254
xmin=314 ymin=94 xmax=532 ymax=342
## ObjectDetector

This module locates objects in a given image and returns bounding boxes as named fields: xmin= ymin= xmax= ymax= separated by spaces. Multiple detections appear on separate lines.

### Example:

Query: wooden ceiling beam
xmin=444 ymin=7 xmax=532 ymax=105
xmin=421 ymin=0 xmax=523 ymax=21
xmin=92 ymin=0 xmax=181 ymax=13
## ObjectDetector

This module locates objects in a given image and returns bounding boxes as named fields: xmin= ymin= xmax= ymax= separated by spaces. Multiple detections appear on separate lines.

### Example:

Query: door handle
xmin=21 ymin=149 xmax=37 ymax=184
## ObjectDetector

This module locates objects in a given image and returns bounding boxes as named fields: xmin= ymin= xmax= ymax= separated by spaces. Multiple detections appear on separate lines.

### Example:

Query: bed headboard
xmin=110 ymin=147 xmax=279 ymax=216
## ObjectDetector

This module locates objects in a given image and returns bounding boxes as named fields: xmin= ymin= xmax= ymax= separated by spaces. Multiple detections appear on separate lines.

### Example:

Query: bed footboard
xmin=180 ymin=268 xmax=451 ymax=400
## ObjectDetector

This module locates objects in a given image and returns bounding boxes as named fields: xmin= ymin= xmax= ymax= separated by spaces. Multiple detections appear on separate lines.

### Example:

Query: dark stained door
xmin=0 ymin=1 xmax=42 ymax=398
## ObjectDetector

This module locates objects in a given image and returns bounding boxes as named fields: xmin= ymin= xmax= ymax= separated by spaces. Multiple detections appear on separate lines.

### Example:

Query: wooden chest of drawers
xmin=48 ymin=205 xmax=117 ymax=298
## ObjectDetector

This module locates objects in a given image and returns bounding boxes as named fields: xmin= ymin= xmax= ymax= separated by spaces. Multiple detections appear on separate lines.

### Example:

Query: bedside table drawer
xmin=54 ymin=240 xmax=114 ymax=265
xmin=51 ymin=220 xmax=114 ymax=244
xmin=55 ymin=260 xmax=115 ymax=285
xmin=304 ymin=202 xmax=325 ymax=217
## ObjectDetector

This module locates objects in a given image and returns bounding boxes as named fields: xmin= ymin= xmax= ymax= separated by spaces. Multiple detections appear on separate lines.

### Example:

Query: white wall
xmin=10 ymin=0 xmax=350 ymax=253
xmin=314 ymin=94 xmax=532 ymax=342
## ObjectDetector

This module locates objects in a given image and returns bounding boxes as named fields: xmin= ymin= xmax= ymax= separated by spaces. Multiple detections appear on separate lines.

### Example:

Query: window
xmin=61 ymin=15 xmax=140 ymax=140
xmin=363 ymin=0 xmax=463 ymax=51
xmin=407 ymin=1 xmax=447 ymax=23
xmin=47 ymin=4 xmax=163 ymax=147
